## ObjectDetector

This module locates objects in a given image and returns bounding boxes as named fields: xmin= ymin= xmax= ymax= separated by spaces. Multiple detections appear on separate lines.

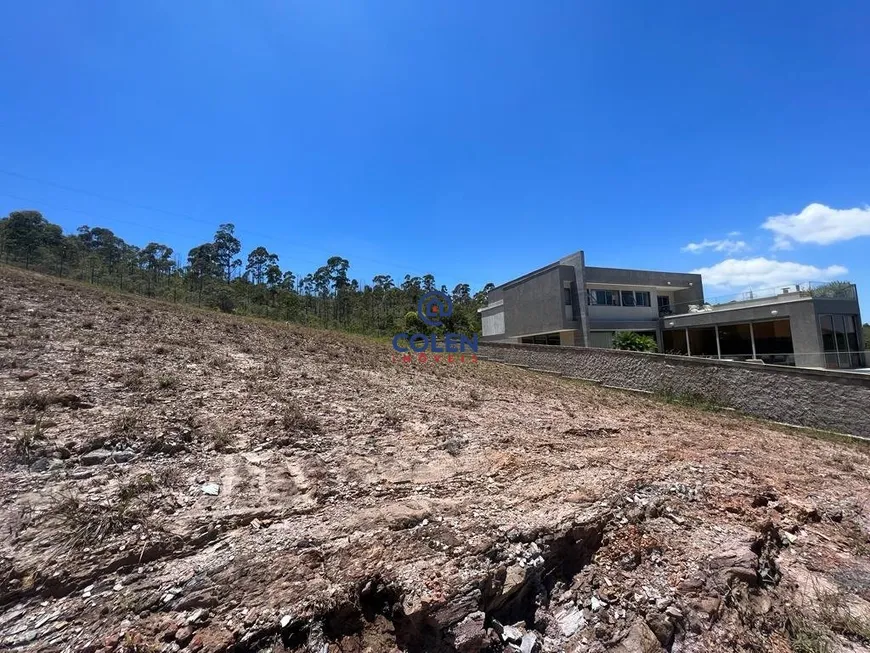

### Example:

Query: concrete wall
xmin=478 ymin=341 xmax=870 ymax=438
xmin=480 ymin=307 xmax=505 ymax=337
xmin=813 ymin=297 xmax=862 ymax=318
xmin=500 ymin=265 xmax=579 ymax=338
xmin=584 ymin=267 xmax=704 ymax=298
xmin=664 ymin=298 xmax=814 ymax=329
xmin=557 ymin=251 xmax=588 ymax=347
xmin=589 ymin=331 xmax=615 ymax=348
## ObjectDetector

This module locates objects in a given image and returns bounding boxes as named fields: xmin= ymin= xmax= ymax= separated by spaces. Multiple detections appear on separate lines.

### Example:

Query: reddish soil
xmin=1 ymin=266 xmax=869 ymax=652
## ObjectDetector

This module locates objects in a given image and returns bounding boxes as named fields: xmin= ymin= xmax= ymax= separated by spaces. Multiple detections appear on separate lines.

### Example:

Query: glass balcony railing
xmin=666 ymin=281 xmax=856 ymax=316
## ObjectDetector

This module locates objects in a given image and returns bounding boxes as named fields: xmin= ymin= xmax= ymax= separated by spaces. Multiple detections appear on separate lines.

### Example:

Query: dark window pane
xmin=753 ymin=319 xmax=794 ymax=364
xmin=718 ymin=323 xmax=753 ymax=359
xmin=636 ymin=291 xmax=651 ymax=307
xmin=621 ymin=291 xmax=636 ymax=306
xmin=845 ymin=315 xmax=860 ymax=353
xmin=834 ymin=315 xmax=850 ymax=367
xmin=657 ymin=295 xmax=672 ymax=316
xmin=820 ymin=315 xmax=836 ymax=352
xmin=662 ymin=330 xmax=687 ymax=354
xmin=687 ymin=327 xmax=717 ymax=357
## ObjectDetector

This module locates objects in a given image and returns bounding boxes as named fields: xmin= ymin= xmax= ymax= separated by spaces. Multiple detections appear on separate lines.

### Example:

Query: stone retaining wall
xmin=478 ymin=342 xmax=870 ymax=438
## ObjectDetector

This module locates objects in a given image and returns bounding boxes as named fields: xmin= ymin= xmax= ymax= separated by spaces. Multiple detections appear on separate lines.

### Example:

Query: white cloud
xmin=690 ymin=257 xmax=848 ymax=290
xmin=727 ymin=230 xmax=742 ymax=237
xmin=681 ymin=238 xmax=749 ymax=254
xmin=771 ymin=234 xmax=793 ymax=251
xmin=762 ymin=203 xmax=870 ymax=247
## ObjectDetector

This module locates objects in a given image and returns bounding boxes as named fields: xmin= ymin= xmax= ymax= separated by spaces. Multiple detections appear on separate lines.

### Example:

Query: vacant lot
xmin=1 ymin=266 xmax=869 ymax=653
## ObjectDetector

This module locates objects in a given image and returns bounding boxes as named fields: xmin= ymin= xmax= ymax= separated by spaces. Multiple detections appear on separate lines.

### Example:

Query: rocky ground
xmin=1 ymin=265 xmax=870 ymax=653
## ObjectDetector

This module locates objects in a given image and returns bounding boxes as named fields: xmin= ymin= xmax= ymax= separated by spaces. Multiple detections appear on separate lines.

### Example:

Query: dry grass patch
xmin=789 ymin=588 xmax=870 ymax=652
xmin=281 ymin=402 xmax=321 ymax=434
xmin=50 ymin=491 xmax=150 ymax=549
xmin=156 ymin=374 xmax=178 ymax=390
xmin=6 ymin=388 xmax=59 ymax=411
xmin=11 ymin=419 xmax=47 ymax=463
xmin=122 ymin=367 xmax=145 ymax=389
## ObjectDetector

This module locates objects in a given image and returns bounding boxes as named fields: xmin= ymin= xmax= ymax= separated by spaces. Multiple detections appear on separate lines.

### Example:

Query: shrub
xmin=403 ymin=311 xmax=429 ymax=335
xmin=809 ymin=280 xmax=854 ymax=299
xmin=612 ymin=331 xmax=658 ymax=352
xmin=217 ymin=292 xmax=235 ymax=314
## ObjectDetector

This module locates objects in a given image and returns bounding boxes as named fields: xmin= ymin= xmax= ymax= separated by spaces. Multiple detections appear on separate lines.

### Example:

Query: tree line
xmin=0 ymin=210 xmax=494 ymax=336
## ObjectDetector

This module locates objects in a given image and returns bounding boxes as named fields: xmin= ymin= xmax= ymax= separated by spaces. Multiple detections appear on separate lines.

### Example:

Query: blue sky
xmin=1 ymin=2 xmax=869 ymax=313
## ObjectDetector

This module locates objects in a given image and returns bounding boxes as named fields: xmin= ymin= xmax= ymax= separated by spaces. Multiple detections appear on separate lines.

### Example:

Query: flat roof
xmin=666 ymin=293 xmax=813 ymax=319
xmin=491 ymin=250 xmax=699 ymax=292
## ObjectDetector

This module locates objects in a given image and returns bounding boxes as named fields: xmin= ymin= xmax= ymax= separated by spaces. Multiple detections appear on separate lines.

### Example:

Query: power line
xmin=0 ymin=190 xmax=346 ymax=273
xmin=0 ymin=168 xmax=447 ymax=279
xmin=0 ymin=168 xmax=217 ymax=226
xmin=0 ymin=191 xmax=200 ymax=248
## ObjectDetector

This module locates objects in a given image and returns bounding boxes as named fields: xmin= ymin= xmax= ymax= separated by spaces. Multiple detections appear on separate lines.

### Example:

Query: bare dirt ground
xmin=1 ymin=265 xmax=870 ymax=653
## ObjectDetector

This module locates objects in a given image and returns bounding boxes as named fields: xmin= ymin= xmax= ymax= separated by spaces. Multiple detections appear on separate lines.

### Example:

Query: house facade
xmin=479 ymin=250 xmax=865 ymax=370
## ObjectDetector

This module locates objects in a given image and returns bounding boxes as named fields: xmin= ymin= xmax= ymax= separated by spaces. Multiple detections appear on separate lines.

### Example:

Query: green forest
xmin=0 ymin=209 xmax=493 ymax=337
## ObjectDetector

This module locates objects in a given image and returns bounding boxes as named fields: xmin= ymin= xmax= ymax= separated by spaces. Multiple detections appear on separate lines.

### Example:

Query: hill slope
xmin=1 ymin=266 xmax=869 ymax=652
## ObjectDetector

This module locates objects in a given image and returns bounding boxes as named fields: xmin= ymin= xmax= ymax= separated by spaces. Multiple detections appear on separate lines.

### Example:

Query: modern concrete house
xmin=479 ymin=250 xmax=865 ymax=370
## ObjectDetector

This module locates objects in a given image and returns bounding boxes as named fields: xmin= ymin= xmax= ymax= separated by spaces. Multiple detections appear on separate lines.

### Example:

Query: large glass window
xmin=820 ymin=314 xmax=863 ymax=368
xmin=845 ymin=316 xmax=861 ymax=367
xmin=717 ymin=323 xmax=753 ymax=360
xmin=820 ymin=315 xmax=837 ymax=368
xmin=834 ymin=315 xmax=849 ymax=368
xmin=588 ymin=289 xmax=651 ymax=307
xmin=588 ymin=289 xmax=620 ymax=306
xmin=521 ymin=333 xmax=562 ymax=346
xmin=752 ymin=320 xmax=794 ymax=364
xmin=687 ymin=327 xmax=717 ymax=357
xmin=662 ymin=330 xmax=688 ymax=354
